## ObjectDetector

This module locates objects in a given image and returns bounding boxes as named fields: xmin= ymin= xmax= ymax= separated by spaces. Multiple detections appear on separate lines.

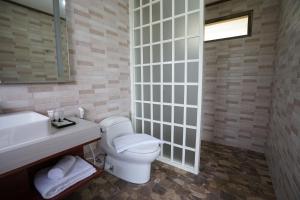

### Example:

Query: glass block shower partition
xmin=129 ymin=0 xmax=204 ymax=174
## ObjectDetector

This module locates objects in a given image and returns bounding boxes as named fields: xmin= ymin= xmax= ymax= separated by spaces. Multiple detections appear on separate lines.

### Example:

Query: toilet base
xmin=104 ymin=155 xmax=151 ymax=184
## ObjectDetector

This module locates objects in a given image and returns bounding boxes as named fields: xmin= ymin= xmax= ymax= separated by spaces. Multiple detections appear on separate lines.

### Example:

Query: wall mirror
xmin=0 ymin=0 xmax=71 ymax=84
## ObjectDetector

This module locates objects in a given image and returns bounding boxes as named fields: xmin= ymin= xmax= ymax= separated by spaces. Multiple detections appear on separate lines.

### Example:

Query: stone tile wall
xmin=266 ymin=0 xmax=300 ymax=199
xmin=202 ymin=0 xmax=279 ymax=152
xmin=0 ymin=0 xmax=131 ymax=122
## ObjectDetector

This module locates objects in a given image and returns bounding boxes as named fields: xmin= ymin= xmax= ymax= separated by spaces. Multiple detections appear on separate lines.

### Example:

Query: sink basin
xmin=0 ymin=111 xmax=49 ymax=149
xmin=0 ymin=116 xmax=99 ymax=175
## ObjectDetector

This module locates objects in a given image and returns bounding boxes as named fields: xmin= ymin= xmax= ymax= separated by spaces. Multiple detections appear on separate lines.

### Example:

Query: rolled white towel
xmin=47 ymin=155 xmax=76 ymax=180
xmin=34 ymin=156 xmax=96 ymax=199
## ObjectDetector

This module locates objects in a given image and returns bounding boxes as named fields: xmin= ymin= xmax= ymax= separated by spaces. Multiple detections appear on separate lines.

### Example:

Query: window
xmin=205 ymin=11 xmax=253 ymax=42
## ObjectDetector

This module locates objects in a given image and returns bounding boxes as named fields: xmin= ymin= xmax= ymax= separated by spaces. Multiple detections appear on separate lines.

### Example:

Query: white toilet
xmin=98 ymin=116 xmax=161 ymax=184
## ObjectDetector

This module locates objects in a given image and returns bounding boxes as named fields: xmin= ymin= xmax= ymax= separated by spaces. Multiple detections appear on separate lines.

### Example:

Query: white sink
xmin=0 ymin=114 xmax=100 ymax=175
xmin=0 ymin=111 xmax=49 ymax=149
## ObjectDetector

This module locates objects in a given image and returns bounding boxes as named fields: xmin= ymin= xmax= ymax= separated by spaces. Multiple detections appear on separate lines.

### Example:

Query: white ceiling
xmin=10 ymin=0 xmax=65 ymax=17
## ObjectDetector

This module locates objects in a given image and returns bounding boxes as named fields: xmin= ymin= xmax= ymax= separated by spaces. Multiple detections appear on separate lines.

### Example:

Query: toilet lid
xmin=113 ymin=133 xmax=162 ymax=154
xmin=127 ymin=143 xmax=160 ymax=154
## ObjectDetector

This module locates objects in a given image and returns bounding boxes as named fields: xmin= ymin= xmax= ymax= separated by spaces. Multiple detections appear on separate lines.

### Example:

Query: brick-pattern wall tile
xmin=266 ymin=0 xmax=300 ymax=199
xmin=202 ymin=0 xmax=279 ymax=153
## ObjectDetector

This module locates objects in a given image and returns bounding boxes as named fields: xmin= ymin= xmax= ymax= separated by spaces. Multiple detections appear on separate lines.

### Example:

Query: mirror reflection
xmin=0 ymin=0 xmax=70 ymax=83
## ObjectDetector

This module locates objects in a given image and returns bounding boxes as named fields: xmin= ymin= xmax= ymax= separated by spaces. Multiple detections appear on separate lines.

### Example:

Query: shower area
xmin=130 ymin=0 xmax=204 ymax=173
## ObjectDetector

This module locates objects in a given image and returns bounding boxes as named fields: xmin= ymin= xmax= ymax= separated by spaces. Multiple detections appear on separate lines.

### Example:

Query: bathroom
xmin=0 ymin=0 xmax=299 ymax=199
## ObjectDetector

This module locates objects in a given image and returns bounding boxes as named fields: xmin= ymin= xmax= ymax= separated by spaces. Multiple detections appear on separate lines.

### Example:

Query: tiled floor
xmin=67 ymin=142 xmax=275 ymax=200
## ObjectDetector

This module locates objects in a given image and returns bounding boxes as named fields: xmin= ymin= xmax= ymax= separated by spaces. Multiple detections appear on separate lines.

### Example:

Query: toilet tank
xmin=99 ymin=116 xmax=134 ymax=146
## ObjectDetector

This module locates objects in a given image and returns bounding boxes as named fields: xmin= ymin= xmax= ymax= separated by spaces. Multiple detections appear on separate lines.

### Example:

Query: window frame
xmin=204 ymin=10 xmax=253 ymax=43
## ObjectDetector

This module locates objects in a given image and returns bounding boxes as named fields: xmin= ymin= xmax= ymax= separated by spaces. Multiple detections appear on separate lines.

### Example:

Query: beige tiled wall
xmin=202 ymin=0 xmax=279 ymax=152
xmin=0 ymin=0 xmax=131 ymax=122
xmin=266 ymin=0 xmax=300 ymax=199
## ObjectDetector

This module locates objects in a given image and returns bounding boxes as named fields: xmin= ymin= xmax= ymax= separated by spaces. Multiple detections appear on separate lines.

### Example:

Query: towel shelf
xmin=33 ymin=158 xmax=103 ymax=200
xmin=0 ymin=138 xmax=102 ymax=200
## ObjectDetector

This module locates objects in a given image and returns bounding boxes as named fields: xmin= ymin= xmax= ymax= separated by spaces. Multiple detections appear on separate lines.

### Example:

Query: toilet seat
xmin=127 ymin=143 xmax=159 ymax=154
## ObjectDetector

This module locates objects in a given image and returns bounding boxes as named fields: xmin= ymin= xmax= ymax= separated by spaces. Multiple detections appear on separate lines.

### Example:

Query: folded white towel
xmin=113 ymin=134 xmax=162 ymax=153
xmin=48 ymin=155 xmax=76 ymax=180
xmin=34 ymin=156 xmax=96 ymax=199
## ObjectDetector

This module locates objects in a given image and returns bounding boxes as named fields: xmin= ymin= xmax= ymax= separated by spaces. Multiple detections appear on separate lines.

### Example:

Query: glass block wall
xmin=130 ymin=0 xmax=204 ymax=174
